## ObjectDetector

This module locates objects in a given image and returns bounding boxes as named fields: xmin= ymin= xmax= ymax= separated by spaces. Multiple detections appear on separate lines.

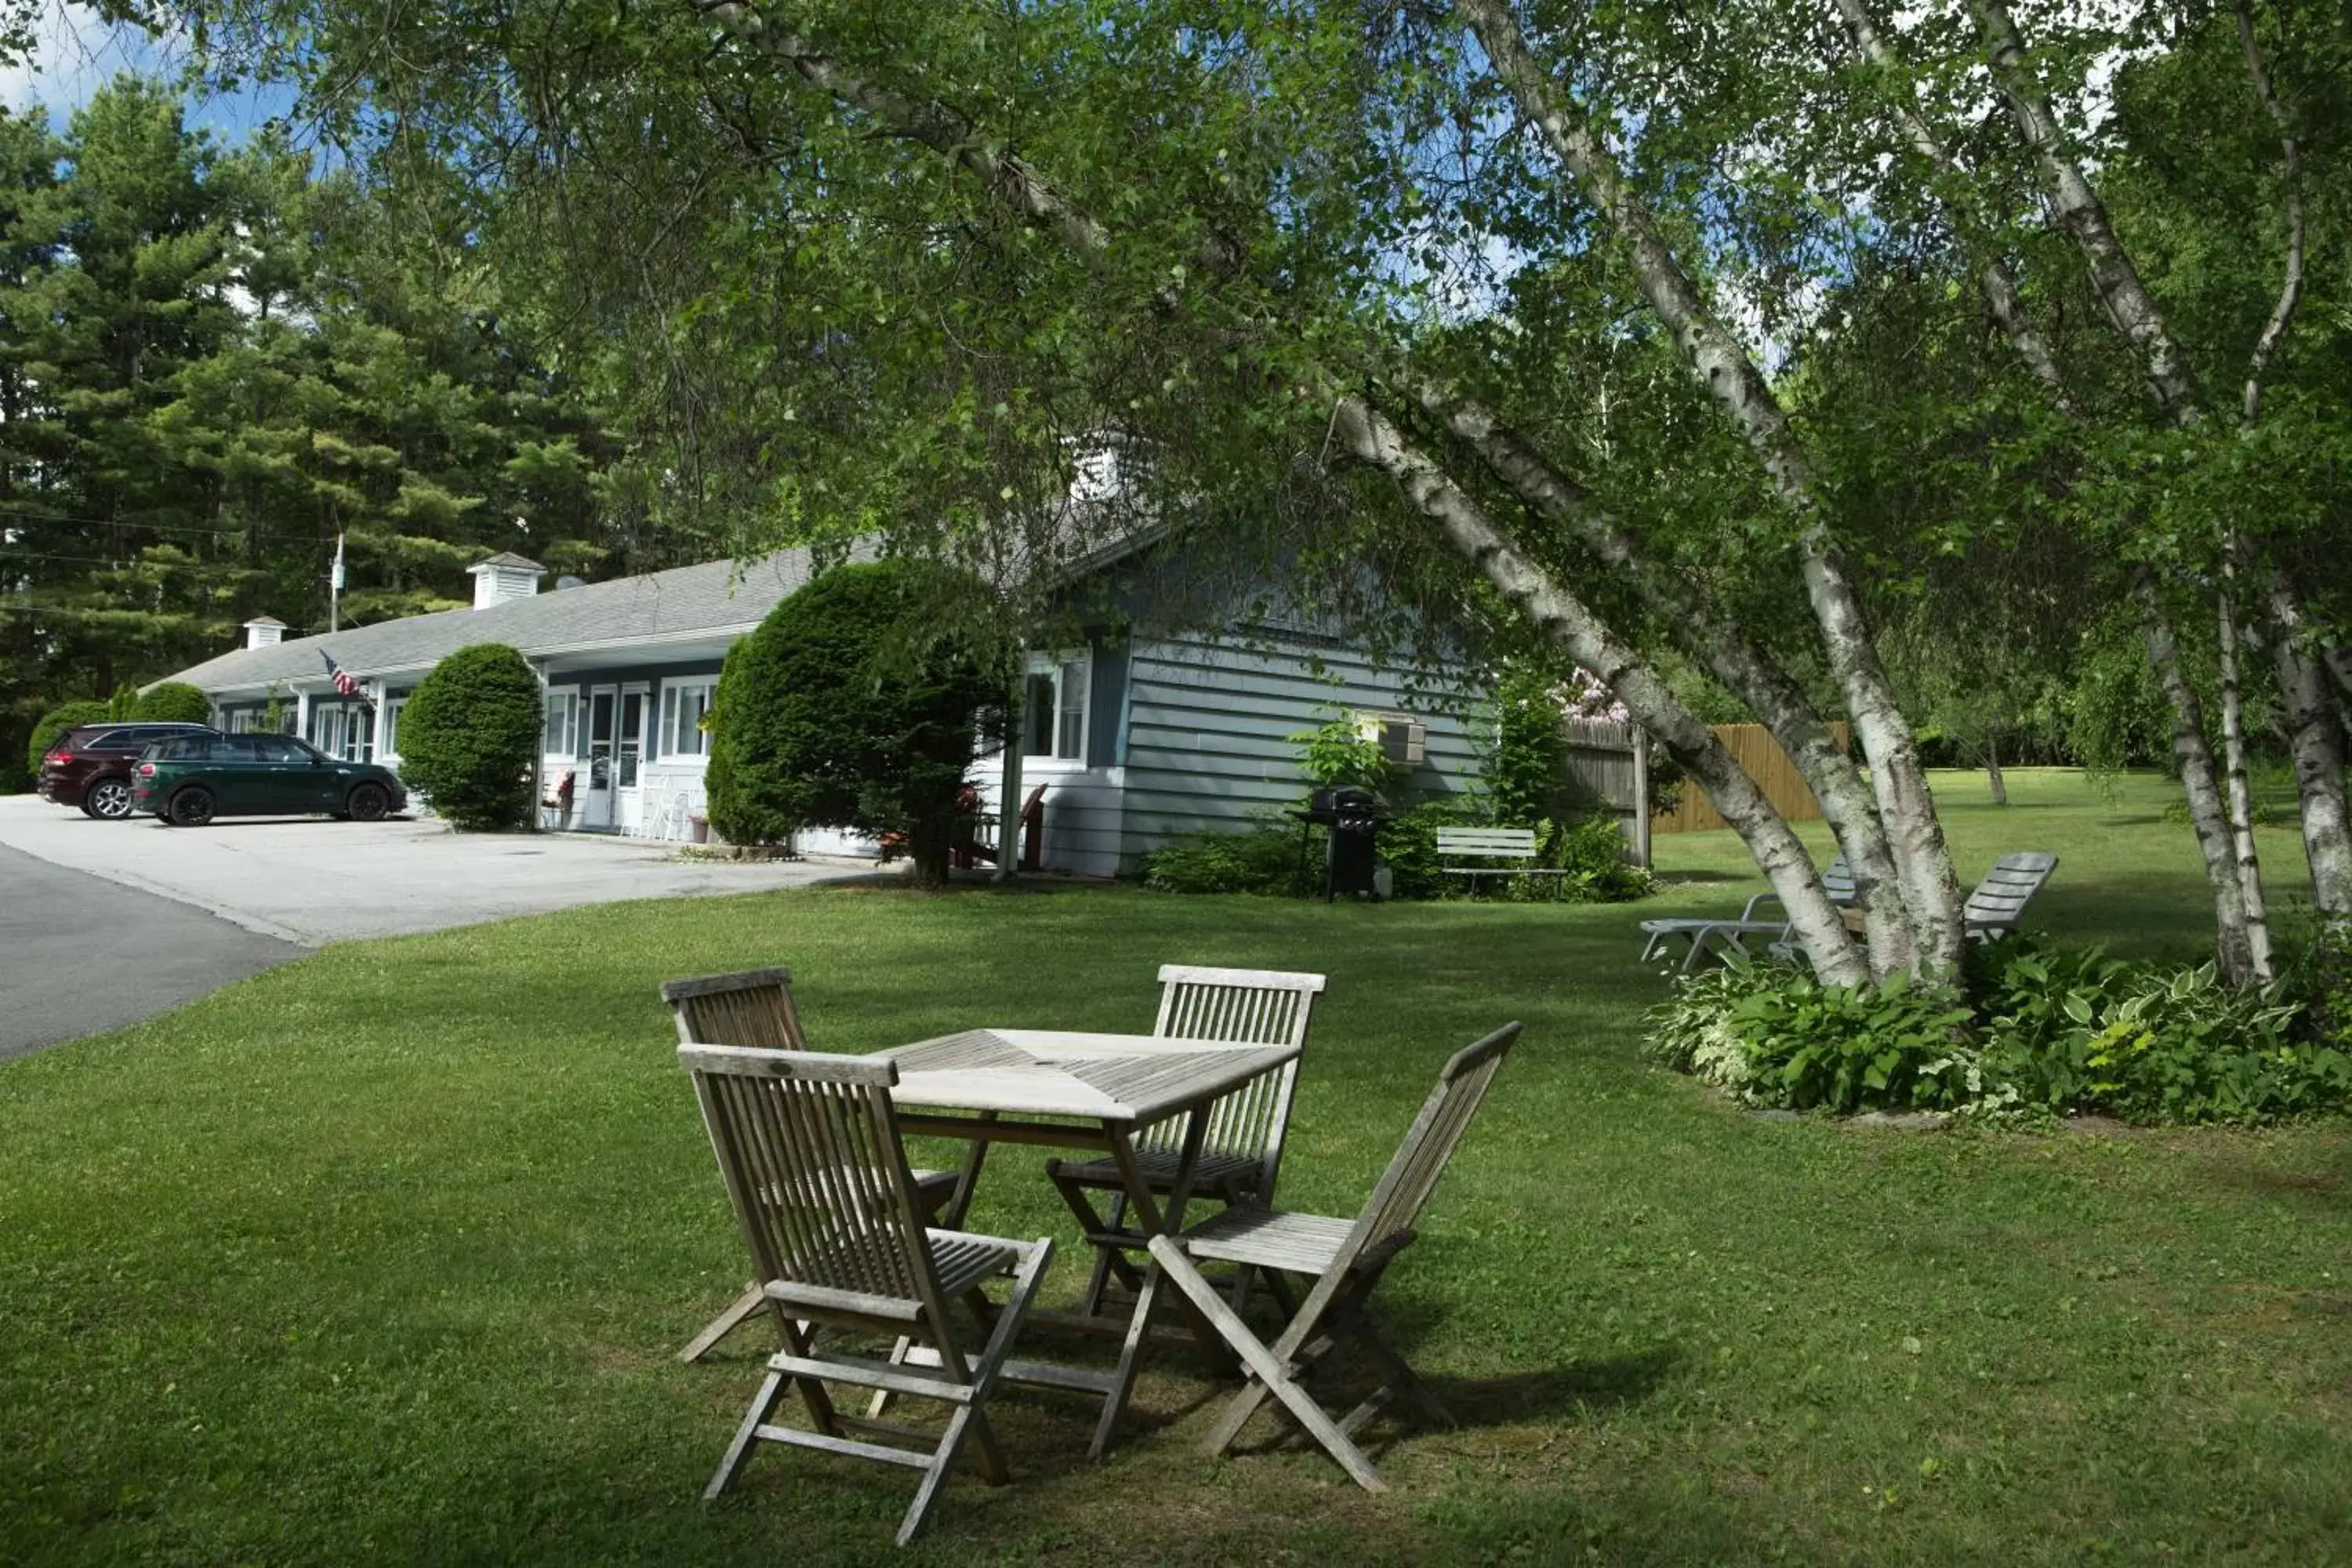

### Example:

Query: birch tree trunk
xmin=1330 ymin=396 xmax=1868 ymax=982
xmin=2149 ymin=593 xmax=2258 ymax=984
xmin=1969 ymin=0 xmax=2352 ymax=949
xmin=2266 ymin=575 xmax=2352 ymax=945
xmin=1984 ymin=735 xmax=2006 ymax=806
xmin=1454 ymin=0 xmax=1966 ymax=971
xmin=2215 ymin=568 xmax=2274 ymax=979
xmin=1384 ymin=372 xmax=1915 ymax=975
xmin=695 ymin=0 xmax=1872 ymax=981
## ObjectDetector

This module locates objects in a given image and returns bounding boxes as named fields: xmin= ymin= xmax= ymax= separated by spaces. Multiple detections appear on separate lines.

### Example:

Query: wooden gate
xmin=1559 ymin=719 xmax=1849 ymax=844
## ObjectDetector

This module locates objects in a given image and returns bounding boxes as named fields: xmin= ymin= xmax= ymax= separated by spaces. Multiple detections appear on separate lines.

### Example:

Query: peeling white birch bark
xmin=1455 ymin=0 xmax=1965 ymax=971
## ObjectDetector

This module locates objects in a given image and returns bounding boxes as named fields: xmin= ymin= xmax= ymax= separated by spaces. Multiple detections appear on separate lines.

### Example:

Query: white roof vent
xmin=467 ymin=552 xmax=544 ymax=610
xmin=243 ymin=615 xmax=286 ymax=649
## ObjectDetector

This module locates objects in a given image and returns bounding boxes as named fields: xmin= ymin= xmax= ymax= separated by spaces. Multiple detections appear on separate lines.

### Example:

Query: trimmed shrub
xmin=130 ymin=681 xmax=212 ymax=724
xmin=27 ymin=701 xmax=108 ymax=776
xmin=706 ymin=560 xmax=1000 ymax=884
xmin=396 ymin=643 xmax=541 ymax=830
xmin=1141 ymin=816 xmax=1307 ymax=895
xmin=702 ymin=638 xmax=760 ymax=840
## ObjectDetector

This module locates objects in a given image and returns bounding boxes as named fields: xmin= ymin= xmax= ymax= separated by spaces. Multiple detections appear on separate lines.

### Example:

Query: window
xmin=384 ymin=697 xmax=407 ymax=759
xmin=253 ymin=736 xmax=313 ymax=764
xmin=659 ymin=680 xmax=715 ymax=759
xmin=227 ymin=710 xmax=255 ymax=734
xmin=1020 ymin=652 xmax=1090 ymax=762
xmin=543 ymin=690 xmax=579 ymax=757
xmin=308 ymin=702 xmax=373 ymax=763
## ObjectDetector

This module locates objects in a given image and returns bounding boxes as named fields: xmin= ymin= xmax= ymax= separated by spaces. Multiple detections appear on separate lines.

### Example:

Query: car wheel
xmin=84 ymin=777 xmax=135 ymax=820
xmin=346 ymin=782 xmax=390 ymax=823
xmin=169 ymin=786 xmax=216 ymax=827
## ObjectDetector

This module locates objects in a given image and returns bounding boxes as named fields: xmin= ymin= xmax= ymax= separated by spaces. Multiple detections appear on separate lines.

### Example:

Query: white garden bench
xmin=1436 ymin=826 xmax=1573 ymax=894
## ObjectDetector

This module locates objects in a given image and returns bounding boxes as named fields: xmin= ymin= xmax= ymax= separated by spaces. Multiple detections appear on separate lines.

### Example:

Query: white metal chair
xmin=664 ymin=970 xmax=959 ymax=1362
xmin=1146 ymin=1022 xmax=1522 ymax=1491
xmin=681 ymin=1044 xmax=1054 ymax=1547
xmin=1044 ymin=964 xmax=1326 ymax=1315
xmin=641 ymin=787 xmax=691 ymax=841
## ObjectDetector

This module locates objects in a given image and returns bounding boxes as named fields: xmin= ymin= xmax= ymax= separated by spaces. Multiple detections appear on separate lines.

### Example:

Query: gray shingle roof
xmin=170 ymin=550 xmax=827 ymax=692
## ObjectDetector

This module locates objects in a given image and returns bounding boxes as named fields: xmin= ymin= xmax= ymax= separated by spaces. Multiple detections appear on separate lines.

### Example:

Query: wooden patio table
xmin=869 ymin=1026 xmax=1301 ymax=1457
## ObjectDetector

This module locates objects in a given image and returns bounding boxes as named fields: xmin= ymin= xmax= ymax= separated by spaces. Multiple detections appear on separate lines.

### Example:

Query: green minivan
xmin=132 ymin=733 xmax=408 ymax=826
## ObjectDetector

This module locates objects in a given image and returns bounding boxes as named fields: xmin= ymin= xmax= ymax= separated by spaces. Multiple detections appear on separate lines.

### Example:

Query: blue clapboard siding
xmin=1117 ymin=629 xmax=1486 ymax=860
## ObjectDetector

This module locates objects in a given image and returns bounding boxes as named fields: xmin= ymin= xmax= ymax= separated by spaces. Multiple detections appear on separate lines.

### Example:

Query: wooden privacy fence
xmin=1559 ymin=719 xmax=1849 ymax=856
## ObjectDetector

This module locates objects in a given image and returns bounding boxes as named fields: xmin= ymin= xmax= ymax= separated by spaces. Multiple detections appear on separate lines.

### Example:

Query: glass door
xmin=616 ymin=688 xmax=647 ymax=830
xmin=583 ymin=687 xmax=618 ymax=828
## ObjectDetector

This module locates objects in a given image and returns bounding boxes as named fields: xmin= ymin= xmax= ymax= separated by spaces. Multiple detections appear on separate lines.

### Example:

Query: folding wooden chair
xmin=1145 ymin=1022 xmax=1522 ymax=1493
xmin=681 ymin=1044 xmax=1054 ymax=1547
xmin=1044 ymin=964 xmax=1326 ymax=1316
xmin=663 ymin=969 xmax=958 ymax=1362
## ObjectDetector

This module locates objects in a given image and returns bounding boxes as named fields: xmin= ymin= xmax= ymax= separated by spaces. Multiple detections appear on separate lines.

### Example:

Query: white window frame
xmin=1021 ymin=650 xmax=1091 ymax=764
xmin=543 ymin=688 xmax=580 ymax=759
xmin=228 ymin=709 xmax=255 ymax=734
xmin=309 ymin=701 xmax=373 ymax=764
xmin=383 ymin=696 xmax=408 ymax=761
xmin=658 ymin=678 xmax=717 ymax=760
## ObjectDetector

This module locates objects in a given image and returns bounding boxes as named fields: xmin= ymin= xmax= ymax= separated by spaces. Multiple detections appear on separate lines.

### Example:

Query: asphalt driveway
xmin=0 ymin=843 xmax=301 ymax=1062
xmin=0 ymin=795 xmax=861 ymax=946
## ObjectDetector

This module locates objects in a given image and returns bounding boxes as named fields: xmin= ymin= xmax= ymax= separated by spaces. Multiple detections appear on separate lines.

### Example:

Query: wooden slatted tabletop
xmin=877 ymin=1028 xmax=1299 ymax=1124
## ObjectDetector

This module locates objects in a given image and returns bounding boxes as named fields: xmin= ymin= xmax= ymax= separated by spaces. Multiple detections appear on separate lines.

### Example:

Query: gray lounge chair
xmin=1637 ymin=855 xmax=1853 ymax=972
xmin=1766 ymin=852 xmax=2060 ymax=961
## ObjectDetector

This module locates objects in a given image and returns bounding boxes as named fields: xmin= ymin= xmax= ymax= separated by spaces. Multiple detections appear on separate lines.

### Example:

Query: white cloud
xmin=0 ymin=2 xmax=160 ymax=117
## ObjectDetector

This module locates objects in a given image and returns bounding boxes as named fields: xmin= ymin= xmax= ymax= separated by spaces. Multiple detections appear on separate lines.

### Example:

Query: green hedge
xmin=131 ymin=682 xmax=212 ymax=724
xmin=395 ymin=644 xmax=541 ymax=831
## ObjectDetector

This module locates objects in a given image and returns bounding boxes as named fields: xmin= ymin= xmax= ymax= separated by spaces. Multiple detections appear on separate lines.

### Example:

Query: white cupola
xmin=242 ymin=615 xmax=286 ymax=649
xmin=467 ymin=552 xmax=545 ymax=610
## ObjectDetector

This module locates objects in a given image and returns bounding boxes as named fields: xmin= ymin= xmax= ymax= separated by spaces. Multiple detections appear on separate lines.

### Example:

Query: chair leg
xmin=679 ymin=1282 xmax=767 ymax=1363
xmin=705 ymin=1367 xmax=789 ymax=1501
xmin=1147 ymin=1236 xmax=1388 ymax=1493
xmin=1047 ymin=1170 xmax=1143 ymax=1316
xmin=895 ymin=1237 xmax=1054 ymax=1547
xmin=1088 ymin=1256 xmax=1163 ymax=1459
xmin=1355 ymin=1321 xmax=1454 ymax=1428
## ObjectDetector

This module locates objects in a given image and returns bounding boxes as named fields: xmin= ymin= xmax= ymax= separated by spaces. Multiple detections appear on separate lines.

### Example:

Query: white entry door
xmin=582 ymin=686 xmax=619 ymax=828
xmin=615 ymin=686 xmax=648 ymax=830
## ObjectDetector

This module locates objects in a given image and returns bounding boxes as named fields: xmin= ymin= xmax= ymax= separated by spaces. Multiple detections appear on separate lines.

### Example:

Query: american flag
xmin=321 ymin=650 xmax=364 ymax=701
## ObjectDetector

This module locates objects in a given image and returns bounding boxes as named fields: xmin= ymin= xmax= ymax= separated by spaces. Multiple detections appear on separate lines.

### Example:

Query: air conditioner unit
xmin=1377 ymin=716 xmax=1426 ymax=767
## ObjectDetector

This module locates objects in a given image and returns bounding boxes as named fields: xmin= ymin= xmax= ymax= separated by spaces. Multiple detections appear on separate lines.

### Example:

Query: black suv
xmin=36 ymin=722 xmax=218 ymax=820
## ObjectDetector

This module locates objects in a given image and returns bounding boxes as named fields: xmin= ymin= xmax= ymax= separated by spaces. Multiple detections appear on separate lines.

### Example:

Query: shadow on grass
xmin=1423 ymin=1345 xmax=1679 ymax=1427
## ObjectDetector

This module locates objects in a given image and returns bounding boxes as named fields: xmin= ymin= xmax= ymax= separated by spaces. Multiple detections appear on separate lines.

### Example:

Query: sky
xmin=1 ymin=0 xmax=294 ymax=140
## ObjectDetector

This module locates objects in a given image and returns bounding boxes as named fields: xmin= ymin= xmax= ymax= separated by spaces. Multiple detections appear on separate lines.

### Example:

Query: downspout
xmin=531 ymin=661 xmax=549 ymax=833
xmin=996 ymin=673 xmax=1024 ymax=882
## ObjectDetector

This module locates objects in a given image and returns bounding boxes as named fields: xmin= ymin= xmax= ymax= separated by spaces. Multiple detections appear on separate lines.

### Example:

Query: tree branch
xmin=2233 ymin=0 xmax=2304 ymax=428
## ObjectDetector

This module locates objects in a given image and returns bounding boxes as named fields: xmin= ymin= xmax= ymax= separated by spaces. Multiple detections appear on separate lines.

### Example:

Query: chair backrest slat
xmin=1436 ymin=827 xmax=1539 ymax=858
xmin=1139 ymin=965 xmax=1327 ymax=1196
xmin=681 ymin=1044 xmax=941 ymax=1312
xmin=1328 ymin=1022 xmax=1521 ymax=1283
xmin=662 ymin=967 xmax=808 ymax=1050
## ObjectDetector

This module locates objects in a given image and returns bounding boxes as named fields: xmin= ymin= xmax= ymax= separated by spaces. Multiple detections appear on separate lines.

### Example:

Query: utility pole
xmin=328 ymin=532 xmax=345 ymax=632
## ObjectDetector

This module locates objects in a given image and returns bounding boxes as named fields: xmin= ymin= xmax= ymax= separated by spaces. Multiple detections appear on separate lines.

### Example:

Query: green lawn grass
xmin=3 ymin=769 xmax=2347 ymax=1564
